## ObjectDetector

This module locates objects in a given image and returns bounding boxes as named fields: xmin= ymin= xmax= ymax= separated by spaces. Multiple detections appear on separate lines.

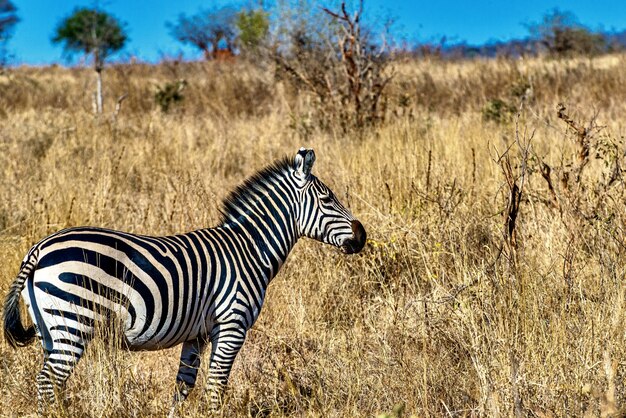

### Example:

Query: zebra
xmin=3 ymin=148 xmax=366 ymax=413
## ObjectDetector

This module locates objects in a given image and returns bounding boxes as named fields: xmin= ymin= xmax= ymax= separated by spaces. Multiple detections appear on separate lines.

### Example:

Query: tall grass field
xmin=1 ymin=54 xmax=626 ymax=417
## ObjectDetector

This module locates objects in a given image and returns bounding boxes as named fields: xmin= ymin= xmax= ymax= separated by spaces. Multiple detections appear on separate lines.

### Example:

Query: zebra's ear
xmin=294 ymin=148 xmax=316 ymax=178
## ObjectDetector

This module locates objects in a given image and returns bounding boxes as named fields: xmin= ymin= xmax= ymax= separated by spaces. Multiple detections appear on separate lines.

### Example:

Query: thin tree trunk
xmin=94 ymin=48 xmax=103 ymax=114
xmin=95 ymin=68 xmax=103 ymax=114
xmin=211 ymin=39 xmax=219 ymax=60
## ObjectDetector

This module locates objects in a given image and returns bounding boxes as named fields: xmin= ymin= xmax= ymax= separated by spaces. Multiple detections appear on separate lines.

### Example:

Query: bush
xmin=154 ymin=79 xmax=186 ymax=112
xmin=237 ymin=8 xmax=269 ymax=53
xmin=482 ymin=98 xmax=516 ymax=123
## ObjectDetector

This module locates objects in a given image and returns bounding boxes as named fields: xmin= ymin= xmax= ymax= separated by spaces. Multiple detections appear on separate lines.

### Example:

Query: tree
xmin=0 ymin=0 xmax=19 ymax=66
xmin=528 ymin=9 xmax=606 ymax=57
xmin=52 ymin=7 xmax=127 ymax=113
xmin=236 ymin=8 xmax=270 ymax=53
xmin=168 ymin=6 xmax=238 ymax=60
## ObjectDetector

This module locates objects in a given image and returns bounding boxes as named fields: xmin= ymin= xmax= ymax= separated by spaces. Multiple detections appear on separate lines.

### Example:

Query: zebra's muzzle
xmin=341 ymin=220 xmax=366 ymax=254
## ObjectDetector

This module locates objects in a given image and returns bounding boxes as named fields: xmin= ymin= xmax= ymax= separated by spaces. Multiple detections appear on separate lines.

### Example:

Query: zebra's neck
xmin=223 ymin=205 xmax=298 ymax=283
xmin=218 ymin=162 xmax=301 ymax=284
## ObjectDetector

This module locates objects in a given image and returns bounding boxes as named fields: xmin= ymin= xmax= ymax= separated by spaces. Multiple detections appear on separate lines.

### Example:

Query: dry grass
xmin=1 ymin=54 xmax=626 ymax=417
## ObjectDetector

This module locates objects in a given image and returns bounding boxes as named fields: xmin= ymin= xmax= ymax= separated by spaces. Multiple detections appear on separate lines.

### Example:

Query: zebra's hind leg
xmin=36 ymin=332 xmax=89 ymax=413
xmin=29 ymin=297 xmax=93 ymax=412
xmin=168 ymin=337 xmax=208 ymax=418
xmin=205 ymin=324 xmax=247 ymax=410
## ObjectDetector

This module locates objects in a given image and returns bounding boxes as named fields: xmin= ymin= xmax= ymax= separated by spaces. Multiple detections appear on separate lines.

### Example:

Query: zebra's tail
xmin=3 ymin=249 xmax=38 ymax=348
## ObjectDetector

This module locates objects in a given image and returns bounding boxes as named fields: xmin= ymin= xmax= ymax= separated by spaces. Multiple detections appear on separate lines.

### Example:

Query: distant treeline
xmin=430 ymin=31 xmax=626 ymax=59
xmin=410 ymin=9 xmax=625 ymax=59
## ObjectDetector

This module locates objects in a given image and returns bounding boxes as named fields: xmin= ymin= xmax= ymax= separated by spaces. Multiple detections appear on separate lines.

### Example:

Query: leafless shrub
xmin=492 ymin=115 xmax=533 ymax=265
xmin=534 ymin=104 xmax=624 ymax=225
xmin=274 ymin=1 xmax=393 ymax=132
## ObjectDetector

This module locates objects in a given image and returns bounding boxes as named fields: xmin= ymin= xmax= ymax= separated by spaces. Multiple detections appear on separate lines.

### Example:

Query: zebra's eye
xmin=320 ymin=195 xmax=333 ymax=204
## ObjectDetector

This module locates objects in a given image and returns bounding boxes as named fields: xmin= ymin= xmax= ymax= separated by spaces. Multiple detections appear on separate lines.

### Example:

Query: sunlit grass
xmin=1 ymin=54 xmax=626 ymax=416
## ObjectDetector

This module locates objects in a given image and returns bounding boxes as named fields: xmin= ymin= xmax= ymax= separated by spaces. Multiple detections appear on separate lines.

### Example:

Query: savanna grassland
xmin=2 ymin=54 xmax=626 ymax=417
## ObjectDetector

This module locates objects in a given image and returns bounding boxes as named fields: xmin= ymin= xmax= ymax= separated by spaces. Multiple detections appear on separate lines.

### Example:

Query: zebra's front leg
xmin=206 ymin=324 xmax=247 ymax=410
xmin=168 ymin=337 xmax=207 ymax=418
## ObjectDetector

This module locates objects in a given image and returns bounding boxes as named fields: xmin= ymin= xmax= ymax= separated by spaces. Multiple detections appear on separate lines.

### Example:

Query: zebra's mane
xmin=219 ymin=156 xmax=294 ymax=224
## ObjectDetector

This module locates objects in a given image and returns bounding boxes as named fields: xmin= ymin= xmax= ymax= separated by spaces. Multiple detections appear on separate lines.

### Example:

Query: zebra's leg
xmin=28 ymin=286 xmax=93 ymax=411
xmin=205 ymin=324 xmax=247 ymax=410
xmin=36 ymin=327 xmax=90 ymax=411
xmin=168 ymin=337 xmax=208 ymax=417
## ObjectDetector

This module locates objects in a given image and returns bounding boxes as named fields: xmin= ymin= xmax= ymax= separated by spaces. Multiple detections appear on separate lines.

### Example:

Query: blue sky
xmin=7 ymin=0 xmax=626 ymax=65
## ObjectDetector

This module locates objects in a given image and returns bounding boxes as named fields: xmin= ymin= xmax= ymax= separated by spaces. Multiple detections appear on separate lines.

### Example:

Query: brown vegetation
xmin=1 ymin=53 xmax=626 ymax=417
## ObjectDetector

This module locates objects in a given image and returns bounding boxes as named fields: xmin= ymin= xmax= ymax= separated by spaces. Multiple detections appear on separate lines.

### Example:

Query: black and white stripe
xmin=3 ymin=148 xmax=366 ymax=413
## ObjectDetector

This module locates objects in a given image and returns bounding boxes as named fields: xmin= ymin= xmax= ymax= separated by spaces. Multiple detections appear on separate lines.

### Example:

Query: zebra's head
xmin=293 ymin=148 xmax=366 ymax=254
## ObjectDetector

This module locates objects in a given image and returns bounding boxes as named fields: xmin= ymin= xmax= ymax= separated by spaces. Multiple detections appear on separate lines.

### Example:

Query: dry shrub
xmin=274 ymin=1 xmax=392 ymax=132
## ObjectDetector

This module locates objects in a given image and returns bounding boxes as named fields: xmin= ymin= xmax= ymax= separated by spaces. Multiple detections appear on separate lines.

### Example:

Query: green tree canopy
xmin=52 ymin=7 xmax=127 ymax=70
xmin=237 ymin=8 xmax=270 ymax=51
